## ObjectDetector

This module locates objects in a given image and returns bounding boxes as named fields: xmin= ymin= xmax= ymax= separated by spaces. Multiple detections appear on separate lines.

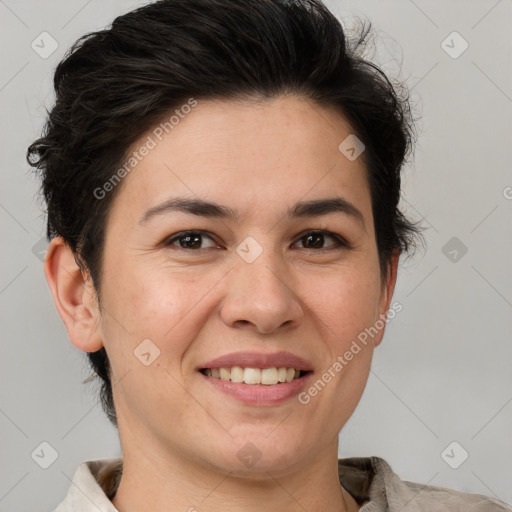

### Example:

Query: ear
xmin=373 ymin=249 xmax=400 ymax=348
xmin=44 ymin=236 xmax=104 ymax=352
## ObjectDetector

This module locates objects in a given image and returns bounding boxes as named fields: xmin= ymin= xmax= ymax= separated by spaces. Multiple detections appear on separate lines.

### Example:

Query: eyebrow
xmin=139 ymin=196 xmax=366 ymax=229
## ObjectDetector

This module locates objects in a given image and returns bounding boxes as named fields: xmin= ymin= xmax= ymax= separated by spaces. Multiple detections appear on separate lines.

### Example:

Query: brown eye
xmin=165 ymin=231 xmax=218 ymax=250
xmin=294 ymin=230 xmax=349 ymax=251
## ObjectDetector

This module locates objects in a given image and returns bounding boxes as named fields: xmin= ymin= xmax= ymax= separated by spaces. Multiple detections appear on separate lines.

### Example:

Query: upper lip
xmin=198 ymin=351 xmax=313 ymax=371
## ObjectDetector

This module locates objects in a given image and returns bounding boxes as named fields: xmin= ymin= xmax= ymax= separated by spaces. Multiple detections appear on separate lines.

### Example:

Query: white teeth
xmin=230 ymin=366 xmax=244 ymax=383
xmin=203 ymin=366 xmax=305 ymax=385
xmin=261 ymin=367 xmax=278 ymax=385
xmin=243 ymin=367 xmax=261 ymax=385
xmin=219 ymin=368 xmax=230 ymax=381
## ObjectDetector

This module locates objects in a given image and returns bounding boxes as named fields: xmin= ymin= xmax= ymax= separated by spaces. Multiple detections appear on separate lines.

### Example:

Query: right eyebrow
xmin=139 ymin=197 xmax=240 ymax=225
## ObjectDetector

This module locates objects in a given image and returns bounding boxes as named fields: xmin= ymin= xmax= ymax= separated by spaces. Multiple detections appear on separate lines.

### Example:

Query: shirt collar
xmin=54 ymin=455 xmax=512 ymax=512
xmin=53 ymin=456 xmax=391 ymax=511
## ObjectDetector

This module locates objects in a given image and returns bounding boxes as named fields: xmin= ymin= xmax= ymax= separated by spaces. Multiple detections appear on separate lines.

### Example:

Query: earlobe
xmin=44 ymin=236 xmax=104 ymax=353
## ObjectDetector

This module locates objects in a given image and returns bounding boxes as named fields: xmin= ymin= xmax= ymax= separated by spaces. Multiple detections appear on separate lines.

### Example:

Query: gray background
xmin=1 ymin=0 xmax=511 ymax=510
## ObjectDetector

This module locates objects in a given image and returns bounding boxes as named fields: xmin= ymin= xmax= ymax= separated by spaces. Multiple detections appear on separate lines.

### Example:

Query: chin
xmin=208 ymin=431 xmax=310 ymax=477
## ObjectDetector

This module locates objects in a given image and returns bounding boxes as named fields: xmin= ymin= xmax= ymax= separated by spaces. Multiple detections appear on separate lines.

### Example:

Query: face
xmin=68 ymin=96 xmax=397 ymax=476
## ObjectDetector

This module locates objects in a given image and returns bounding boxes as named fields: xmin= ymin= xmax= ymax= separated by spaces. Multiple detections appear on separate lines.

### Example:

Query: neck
xmin=111 ymin=435 xmax=359 ymax=512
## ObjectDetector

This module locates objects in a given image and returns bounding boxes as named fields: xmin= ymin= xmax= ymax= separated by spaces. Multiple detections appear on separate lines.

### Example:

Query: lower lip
xmin=199 ymin=371 xmax=313 ymax=405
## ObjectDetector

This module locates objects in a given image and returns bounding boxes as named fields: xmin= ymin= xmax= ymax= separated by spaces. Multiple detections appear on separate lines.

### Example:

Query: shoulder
xmin=53 ymin=458 xmax=122 ymax=512
xmin=338 ymin=456 xmax=512 ymax=511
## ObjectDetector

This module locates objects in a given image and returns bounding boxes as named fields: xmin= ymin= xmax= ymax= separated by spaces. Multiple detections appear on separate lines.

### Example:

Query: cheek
xmin=299 ymin=267 xmax=381 ymax=428
xmin=99 ymin=258 xmax=232 ymax=374
xmin=99 ymin=261 xmax=199 ymax=360
xmin=98 ymin=268 xmax=209 ymax=410
xmin=307 ymin=263 xmax=382 ymax=344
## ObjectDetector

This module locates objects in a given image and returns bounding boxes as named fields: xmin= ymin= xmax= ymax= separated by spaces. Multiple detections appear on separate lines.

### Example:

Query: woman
xmin=27 ymin=0 xmax=511 ymax=510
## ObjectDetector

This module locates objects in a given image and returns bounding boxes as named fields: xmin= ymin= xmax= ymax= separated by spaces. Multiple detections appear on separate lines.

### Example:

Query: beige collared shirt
xmin=54 ymin=456 xmax=512 ymax=511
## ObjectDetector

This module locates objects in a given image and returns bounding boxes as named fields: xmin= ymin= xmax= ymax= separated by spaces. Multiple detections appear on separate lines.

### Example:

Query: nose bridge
xmin=235 ymin=233 xmax=290 ymax=292
xmin=220 ymin=234 xmax=303 ymax=332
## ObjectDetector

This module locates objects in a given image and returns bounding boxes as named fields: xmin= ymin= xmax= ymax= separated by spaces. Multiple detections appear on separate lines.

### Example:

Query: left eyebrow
xmin=287 ymin=197 xmax=366 ymax=230
xmin=139 ymin=196 xmax=366 ymax=230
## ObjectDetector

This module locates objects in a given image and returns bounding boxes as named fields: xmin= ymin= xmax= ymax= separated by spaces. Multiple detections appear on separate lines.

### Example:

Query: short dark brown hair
xmin=27 ymin=0 xmax=422 ymax=428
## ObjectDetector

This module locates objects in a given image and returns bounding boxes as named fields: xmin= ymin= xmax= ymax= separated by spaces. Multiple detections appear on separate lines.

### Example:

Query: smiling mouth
xmin=199 ymin=367 xmax=312 ymax=385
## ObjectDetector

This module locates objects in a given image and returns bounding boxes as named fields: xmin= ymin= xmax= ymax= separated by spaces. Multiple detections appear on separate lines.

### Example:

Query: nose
xmin=219 ymin=249 xmax=304 ymax=334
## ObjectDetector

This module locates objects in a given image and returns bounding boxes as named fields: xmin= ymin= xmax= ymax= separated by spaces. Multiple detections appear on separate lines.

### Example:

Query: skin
xmin=45 ymin=95 xmax=399 ymax=512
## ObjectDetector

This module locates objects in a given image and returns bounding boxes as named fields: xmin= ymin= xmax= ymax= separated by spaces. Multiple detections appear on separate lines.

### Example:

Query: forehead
xmin=109 ymin=95 xmax=371 ymax=226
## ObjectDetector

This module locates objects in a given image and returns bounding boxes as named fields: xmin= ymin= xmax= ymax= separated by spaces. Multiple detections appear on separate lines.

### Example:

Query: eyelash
xmin=164 ymin=230 xmax=350 ymax=253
